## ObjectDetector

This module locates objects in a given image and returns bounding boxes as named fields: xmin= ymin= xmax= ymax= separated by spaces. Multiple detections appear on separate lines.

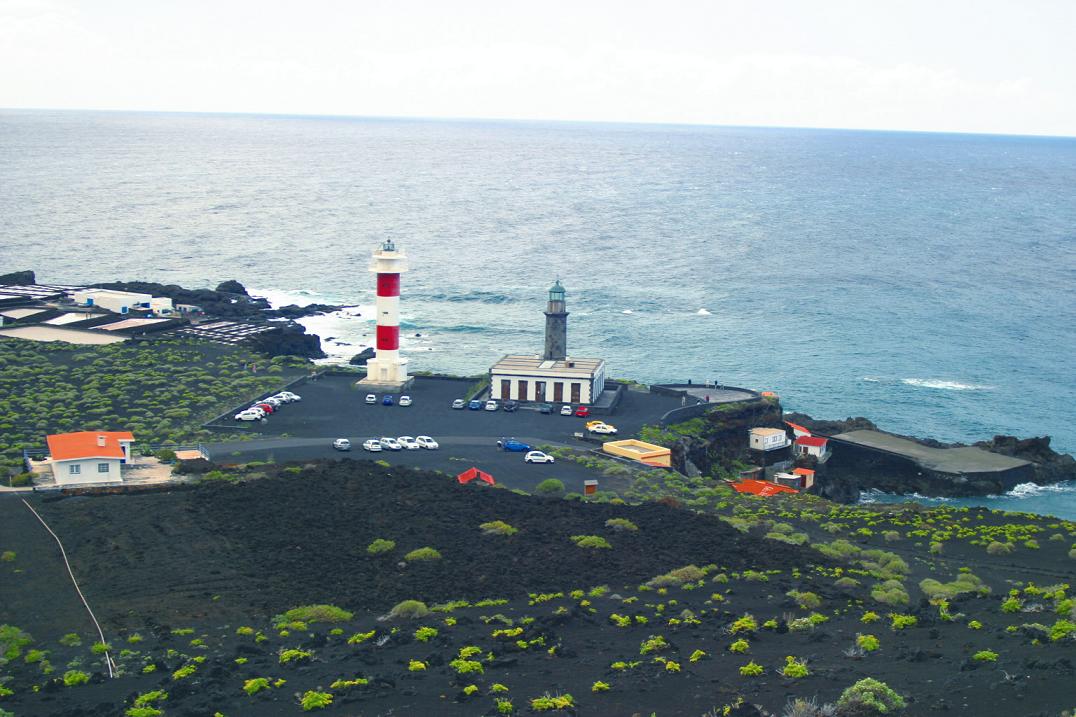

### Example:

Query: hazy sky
xmin=2 ymin=0 xmax=1074 ymax=135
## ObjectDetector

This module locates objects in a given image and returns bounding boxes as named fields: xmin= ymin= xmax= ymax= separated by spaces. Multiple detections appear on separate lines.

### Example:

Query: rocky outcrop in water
xmin=0 ymin=270 xmax=36 ymax=285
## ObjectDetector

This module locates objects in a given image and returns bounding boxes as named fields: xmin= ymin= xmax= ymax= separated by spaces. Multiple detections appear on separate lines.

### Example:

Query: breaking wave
xmin=901 ymin=378 xmax=993 ymax=391
xmin=1005 ymin=481 xmax=1076 ymax=498
xmin=696 ymin=308 xmax=712 ymax=315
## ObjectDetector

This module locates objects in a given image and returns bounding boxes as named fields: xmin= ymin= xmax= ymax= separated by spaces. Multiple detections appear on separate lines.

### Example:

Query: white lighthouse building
xmin=359 ymin=240 xmax=412 ymax=391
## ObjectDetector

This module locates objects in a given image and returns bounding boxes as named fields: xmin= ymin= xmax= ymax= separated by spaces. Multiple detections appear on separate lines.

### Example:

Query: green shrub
xmin=986 ymin=541 xmax=1014 ymax=555
xmin=366 ymin=538 xmax=396 ymax=555
xmin=414 ymin=626 xmax=438 ymax=642
xmin=739 ymin=661 xmax=763 ymax=676
xmin=300 ymin=690 xmax=333 ymax=711
xmin=781 ymin=655 xmax=809 ymax=679
xmin=0 ymin=624 xmax=32 ymax=661
xmin=63 ymin=670 xmax=90 ymax=686
xmin=58 ymin=633 xmax=82 ymax=647
xmin=1000 ymin=597 xmax=1022 ymax=613
xmin=856 ymin=634 xmax=880 ymax=652
xmin=530 ymin=693 xmax=574 ymax=711
xmin=570 ymin=535 xmax=612 ymax=549
xmin=972 ymin=650 xmax=998 ymax=662
xmin=787 ymin=590 xmax=822 ymax=610
xmin=404 ymin=547 xmax=442 ymax=562
xmin=888 ymin=613 xmax=917 ymax=630
xmin=1050 ymin=619 xmax=1075 ymax=641
xmin=871 ymin=580 xmax=910 ymax=606
xmin=728 ymin=639 xmax=749 ymax=653
xmin=535 ymin=479 xmax=565 ymax=496
xmin=388 ymin=600 xmax=430 ymax=619
xmin=836 ymin=677 xmax=906 ymax=714
xmin=480 ymin=520 xmax=518 ymax=536
xmin=639 ymin=635 xmax=669 ymax=655
xmin=0 ymin=551 xmax=14 ymax=562
xmin=919 ymin=572 xmax=990 ymax=601
xmin=276 ymin=604 xmax=352 ymax=625
xmin=729 ymin=614 xmax=758 ymax=634
xmin=278 ymin=648 xmax=313 ymax=665
xmin=604 ymin=518 xmax=638 ymax=532
xmin=647 ymin=565 xmax=705 ymax=588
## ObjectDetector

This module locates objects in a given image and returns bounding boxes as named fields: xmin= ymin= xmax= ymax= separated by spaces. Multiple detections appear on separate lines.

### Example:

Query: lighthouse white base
xmin=358 ymin=357 xmax=412 ymax=392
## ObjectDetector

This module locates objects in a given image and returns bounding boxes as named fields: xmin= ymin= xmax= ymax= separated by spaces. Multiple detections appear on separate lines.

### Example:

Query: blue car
xmin=497 ymin=438 xmax=531 ymax=452
xmin=382 ymin=395 xmax=394 ymax=406
xmin=468 ymin=399 xmax=483 ymax=410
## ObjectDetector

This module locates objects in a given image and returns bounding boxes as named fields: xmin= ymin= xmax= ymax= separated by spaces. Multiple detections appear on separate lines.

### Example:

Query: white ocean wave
xmin=861 ymin=376 xmax=882 ymax=383
xmin=901 ymin=378 xmax=993 ymax=391
xmin=1005 ymin=481 xmax=1076 ymax=498
xmin=696 ymin=308 xmax=712 ymax=315
xmin=621 ymin=309 xmax=634 ymax=314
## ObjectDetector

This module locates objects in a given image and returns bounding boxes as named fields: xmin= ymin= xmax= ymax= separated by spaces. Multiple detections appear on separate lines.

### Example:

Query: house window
xmin=98 ymin=463 xmax=110 ymax=473
xmin=69 ymin=464 xmax=81 ymax=475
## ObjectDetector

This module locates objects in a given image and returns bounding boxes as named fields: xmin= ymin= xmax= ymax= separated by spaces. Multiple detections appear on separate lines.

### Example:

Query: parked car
xmin=560 ymin=404 xmax=573 ymax=416
xmin=397 ymin=436 xmax=420 ymax=450
xmin=468 ymin=399 xmax=483 ymax=410
xmin=399 ymin=395 xmax=413 ymax=407
xmin=524 ymin=450 xmax=555 ymax=464
xmin=539 ymin=403 xmax=554 ymax=414
xmin=485 ymin=400 xmax=499 ymax=411
xmin=416 ymin=435 xmax=439 ymax=450
xmin=379 ymin=436 xmax=402 ymax=450
xmin=243 ymin=406 xmax=267 ymax=417
xmin=382 ymin=395 xmax=395 ymax=406
xmin=452 ymin=398 xmax=466 ymax=409
xmin=575 ymin=405 xmax=591 ymax=418
xmin=260 ymin=397 xmax=283 ymax=408
xmin=234 ymin=410 xmax=263 ymax=421
xmin=280 ymin=391 xmax=301 ymax=402
xmin=254 ymin=403 xmax=275 ymax=414
xmin=588 ymin=422 xmax=618 ymax=435
xmin=503 ymin=400 xmax=518 ymax=412
xmin=332 ymin=438 xmax=352 ymax=451
xmin=365 ymin=394 xmax=377 ymax=404
xmin=362 ymin=439 xmax=383 ymax=452
xmin=497 ymin=438 xmax=531 ymax=452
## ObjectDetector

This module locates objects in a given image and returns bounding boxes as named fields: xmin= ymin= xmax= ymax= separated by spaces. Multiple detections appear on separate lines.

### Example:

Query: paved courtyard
xmin=206 ymin=375 xmax=684 ymax=494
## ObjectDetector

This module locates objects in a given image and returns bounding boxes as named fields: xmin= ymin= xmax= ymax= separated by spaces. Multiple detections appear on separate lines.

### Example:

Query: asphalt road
xmin=206 ymin=376 xmax=683 ymax=493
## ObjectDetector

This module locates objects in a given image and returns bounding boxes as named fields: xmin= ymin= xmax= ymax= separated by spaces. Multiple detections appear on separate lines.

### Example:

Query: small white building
xmin=795 ymin=435 xmax=831 ymax=460
xmin=45 ymin=431 xmax=134 ymax=485
xmin=71 ymin=289 xmax=173 ymax=316
xmin=490 ymin=355 xmax=606 ymax=405
xmin=748 ymin=427 xmax=791 ymax=451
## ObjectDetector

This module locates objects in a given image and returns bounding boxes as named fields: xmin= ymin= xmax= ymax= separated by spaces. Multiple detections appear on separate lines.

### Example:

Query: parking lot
xmin=206 ymin=375 xmax=684 ymax=494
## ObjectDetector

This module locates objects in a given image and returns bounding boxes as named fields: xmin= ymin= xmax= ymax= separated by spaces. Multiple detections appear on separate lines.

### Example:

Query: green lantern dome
xmin=548 ymin=279 xmax=565 ymax=302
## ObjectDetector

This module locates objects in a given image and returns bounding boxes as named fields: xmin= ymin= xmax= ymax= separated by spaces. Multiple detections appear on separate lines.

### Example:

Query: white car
xmin=279 ymin=392 xmax=301 ymax=402
xmin=365 ymin=394 xmax=377 ymax=404
xmin=234 ymin=410 xmax=263 ymax=421
xmin=397 ymin=436 xmax=420 ymax=450
xmin=362 ymin=439 xmax=383 ymax=452
xmin=560 ymin=405 xmax=573 ymax=416
xmin=524 ymin=450 xmax=555 ymax=464
xmin=416 ymin=436 xmax=439 ymax=450
xmin=399 ymin=395 xmax=413 ymax=407
xmin=588 ymin=423 xmax=619 ymax=435
xmin=485 ymin=400 xmax=499 ymax=411
xmin=379 ymin=436 xmax=402 ymax=451
xmin=332 ymin=438 xmax=351 ymax=451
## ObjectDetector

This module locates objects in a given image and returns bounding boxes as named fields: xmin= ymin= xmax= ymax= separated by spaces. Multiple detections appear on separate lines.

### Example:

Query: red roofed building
xmin=784 ymin=421 xmax=812 ymax=438
xmin=46 ymin=431 xmax=135 ymax=485
xmin=794 ymin=435 xmax=830 ymax=460
xmin=730 ymin=479 xmax=798 ymax=497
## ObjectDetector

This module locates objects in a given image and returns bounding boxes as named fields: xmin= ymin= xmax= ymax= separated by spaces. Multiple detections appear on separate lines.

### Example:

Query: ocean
xmin=2 ymin=109 xmax=1074 ymax=518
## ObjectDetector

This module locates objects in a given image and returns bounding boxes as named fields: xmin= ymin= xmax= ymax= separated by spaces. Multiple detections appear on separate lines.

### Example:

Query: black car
xmin=503 ymin=400 xmax=519 ymax=412
xmin=538 ymin=403 xmax=554 ymax=414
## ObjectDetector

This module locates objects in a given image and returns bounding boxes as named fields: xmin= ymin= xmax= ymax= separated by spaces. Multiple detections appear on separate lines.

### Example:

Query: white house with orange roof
xmin=45 ymin=431 xmax=135 ymax=485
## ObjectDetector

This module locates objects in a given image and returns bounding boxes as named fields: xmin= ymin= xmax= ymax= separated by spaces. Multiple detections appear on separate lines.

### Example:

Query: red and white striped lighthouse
xmin=359 ymin=239 xmax=410 ymax=388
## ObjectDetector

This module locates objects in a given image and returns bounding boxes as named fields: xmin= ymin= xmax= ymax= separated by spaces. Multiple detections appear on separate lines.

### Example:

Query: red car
xmin=574 ymin=405 xmax=590 ymax=418
xmin=254 ymin=403 xmax=275 ymax=414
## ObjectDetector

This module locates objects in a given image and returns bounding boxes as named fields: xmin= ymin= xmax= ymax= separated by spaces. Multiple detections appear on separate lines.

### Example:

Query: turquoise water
xmin=2 ymin=109 xmax=1074 ymax=516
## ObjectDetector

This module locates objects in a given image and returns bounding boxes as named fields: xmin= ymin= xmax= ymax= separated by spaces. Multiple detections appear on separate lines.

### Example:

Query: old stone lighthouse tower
xmin=543 ymin=279 xmax=568 ymax=361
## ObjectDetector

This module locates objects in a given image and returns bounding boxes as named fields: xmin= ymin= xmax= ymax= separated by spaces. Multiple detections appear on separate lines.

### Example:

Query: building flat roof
xmin=832 ymin=430 xmax=1032 ymax=474
xmin=0 ymin=325 xmax=126 ymax=345
xmin=491 ymin=354 xmax=605 ymax=377
xmin=0 ymin=308 xmax=47 ymax=319
xmin=750 ymin=427 xmax=786 ymax=436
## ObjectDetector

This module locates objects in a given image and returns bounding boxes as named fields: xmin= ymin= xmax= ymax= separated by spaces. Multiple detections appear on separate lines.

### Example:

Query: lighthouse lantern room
xmin=358 ymin=239 xmax=413 ymax=391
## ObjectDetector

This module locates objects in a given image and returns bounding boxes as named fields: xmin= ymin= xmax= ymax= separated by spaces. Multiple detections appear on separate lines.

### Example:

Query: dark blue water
xmin=2 ymin=109 xmax=1074 ymax=516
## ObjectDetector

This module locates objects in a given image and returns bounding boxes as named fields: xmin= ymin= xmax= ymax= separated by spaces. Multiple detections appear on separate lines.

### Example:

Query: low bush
xmin=366 ymin=538 xmax=396 ymax=555
xmin=278 ymin=648 xmax=313 ymax=665
xmin=739 ymin=661 xmax=763 ymax=676
xmin=787 ymin=590 xmax=822 ymax=610
xmin=388 ymin=600 xmax=430 ymax=620
xmin=919 ymin=572 xmax=990 ymax=601
xmin=299 ymin=690 xmax=333 ymax=711
xmin=888 ymin=613 xmax=917 ymax=631
xmin=570 ymin=535 xmax=612 ymax=550
xmin=62 ymin=670 xmax=90 ymax=686
xmin=972 ymin=650 xmax=998 ymax=663
xmin=986 ymin=541 xmax=1014 ymax=556
xmin=647 ymin=565 xmax=705 ymax=588
xmin=729 ymin=614 xmax=758 ymax=634
xmin=276 ymin=604 xmax=352 ymax=625
xmin=535 ymin=479 xmax=565 ymax=497
xmin=781 ymin=655 xmax=809 ymax=679
xmin=836 ymin=677 xmax=906 ymax=715
xmin=414 ymin=626 xmax=438 ymax=642
xmin=604 ymin=518 xmax=638 ymax=532
xmin=856 ymin=634 xmax=880 ymax=652
xmin=871 ymin=580 xmax=910 ymax=606
xmin=530 ymin=693 xmax=574 ymax=711
xmin=404 ymin=547 xmax=442 ymax=562
xmin=243 ymin=677 xmax=271 ymax=696
xmin=479 ymin=520 xmax=518 ymax=536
